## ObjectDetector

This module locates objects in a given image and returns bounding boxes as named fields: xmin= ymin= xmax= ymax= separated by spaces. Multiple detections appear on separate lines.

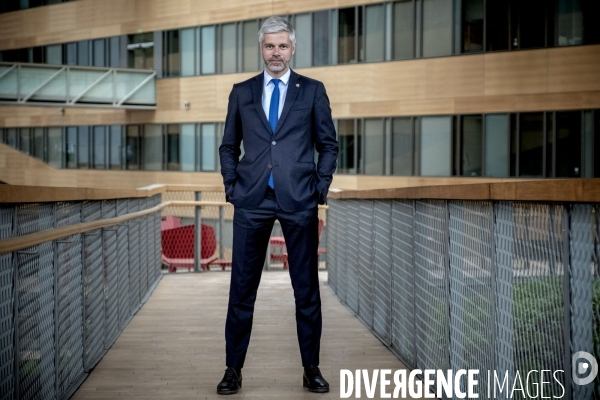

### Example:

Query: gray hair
xmin=258 ymin=16 xmax=296 ymax=45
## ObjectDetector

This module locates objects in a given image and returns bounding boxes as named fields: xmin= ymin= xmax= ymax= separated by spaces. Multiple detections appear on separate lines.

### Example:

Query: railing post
xmin=194 ymin=191 xmax=202 ymax=273
xmin=218 ymin=205 xmax=224 ymax=260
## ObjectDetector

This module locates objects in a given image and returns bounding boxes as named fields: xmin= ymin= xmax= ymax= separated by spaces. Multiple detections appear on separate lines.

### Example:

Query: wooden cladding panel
xmin=484 ymin=49 xmax=549 ymax=96
xmin=548 ymin=46 xmax=600 ymax=93
xmin=0 ymin=0 xmax=384 ymax=50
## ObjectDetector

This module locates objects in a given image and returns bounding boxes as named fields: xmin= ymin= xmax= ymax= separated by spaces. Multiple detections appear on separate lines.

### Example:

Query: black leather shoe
xmin=217 ymin=367 xmax=242 ymax=395
xmin=303 ymin=366 xmax=329 ymax=393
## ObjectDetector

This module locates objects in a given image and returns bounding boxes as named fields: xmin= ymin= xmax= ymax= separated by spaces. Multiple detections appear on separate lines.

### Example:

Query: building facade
xmin=1 ymin=0 xmax=600 ymax=183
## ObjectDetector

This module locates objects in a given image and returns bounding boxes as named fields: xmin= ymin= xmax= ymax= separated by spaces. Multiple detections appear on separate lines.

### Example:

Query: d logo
xmin=572 ymin=351 xmax=598 ymax=386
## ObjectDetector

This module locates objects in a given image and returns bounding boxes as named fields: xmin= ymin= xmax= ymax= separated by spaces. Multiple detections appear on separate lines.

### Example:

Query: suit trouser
xmin=225 ymin=188 xmax=322 ymax=369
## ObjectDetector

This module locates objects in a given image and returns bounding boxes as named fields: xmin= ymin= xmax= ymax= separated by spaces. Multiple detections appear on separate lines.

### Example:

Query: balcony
xmin=0 ymin=62 xmax=156 ymax=109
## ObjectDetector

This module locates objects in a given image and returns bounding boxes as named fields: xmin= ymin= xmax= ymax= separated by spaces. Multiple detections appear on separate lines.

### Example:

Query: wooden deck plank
xmin=71 ymin=271 xmax=424 ymax=399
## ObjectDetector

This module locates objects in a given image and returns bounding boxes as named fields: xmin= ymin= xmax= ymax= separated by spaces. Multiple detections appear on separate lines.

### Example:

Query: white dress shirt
xmin=261 ymin=68 xmax=291 ymax=121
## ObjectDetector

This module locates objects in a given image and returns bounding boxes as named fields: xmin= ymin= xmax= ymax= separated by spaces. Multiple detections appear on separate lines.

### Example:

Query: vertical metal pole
xmin=218 ymin=205 xmax=224 ymax=260
xmin=194 ymin=191 xmax=202 ymax=273
xmin=562 ymin=205 xmax=572 ymax=400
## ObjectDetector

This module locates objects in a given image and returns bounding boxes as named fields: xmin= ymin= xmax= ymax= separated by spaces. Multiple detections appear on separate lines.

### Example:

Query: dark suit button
xmin=268 ymin=164 xmax=272 ymax=169
xmin=272 ymin=141 xmax=276 ymax=145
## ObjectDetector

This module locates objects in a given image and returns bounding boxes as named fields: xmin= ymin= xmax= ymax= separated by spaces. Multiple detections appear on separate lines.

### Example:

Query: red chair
xmin=269 ymin=219 xmax=325 ymax=269
xmin=161 ymin=225 xmax=218 ymax=272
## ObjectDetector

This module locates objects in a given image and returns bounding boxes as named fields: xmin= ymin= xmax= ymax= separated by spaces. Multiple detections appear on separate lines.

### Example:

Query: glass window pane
xmin=31 ymin=46 xmax=44 ymax=63
xmin=166 ymin=124 xmax=180 ymax=171
xmin=126 ymin=125 xmax=140 ymax=170
xmin=201 ymin=123 xmax=216 ymax=171
xmin=109 ymin=125 xmax=122 ymax=170
xmin=583 ymin=111 xmax=593 ymax=177
xmin=46 ymin=44 xmax=62 ymax=64
xmin=595 ymin=110 xmax=600 ymax=177
xmin=33 ymin=128 xmax=44 ymax=161
xmin=66 ymin=126 xmax=77 ymax=169
xmin=462 ymin=0 xmax=483 ymax=53
xmin=420 ymin=116 xmax=452 ymax=176
xmin=517 ymin=0 xmax=547 ymax=49
xmin=558 ymin=0 xmax=583 ymax=46
xmin=519 ymin=112 xmax=544 ymax=177
xmin=338 ymin=119 xmax=355 ymax=173
xmin=392 ymin=117 xmax=413 ymax=175
xmin=485 ymin=114 xmax=509 ymax=177
xmin=221 ymin=23 xmax=237 ymax=74
xmin=93 ymin=126 xmax=105 ymax=169
xmin=181 ymin=28 xmax=195 ymax=77
xmin=555 ymin=111 xmax=581 ymax=177
xmin=65 ymin=42 xmax=77 ymax=65
xmin=181 ymin=123 xmax=195 ymax=171
xmin=143 ymin=124 xmax=163 ymax=170
xmin=243 ymin=20 xmax=259 ymax=72
xmin=93 ymin=39 xmax=105 ymax=67
xmin=78 ymin=126 xmax=89 ymax=168
xmin=6 ymin=128 xmax=17 ymax=148
xmin=164 ymin=30 xmax=180 ymax=77
xmin=365 ymin=4 xmax=385 ymax=62
xmin=109 ymin=36 xmax=120 ymax=68
xmin=364 ymin=119 xmax=385 ymax=175
xmin=486 ymin=0 xmax=509 ymax=51
xmin=19 ymin=128 xmax=31 ymax=155
xmin=313 ymin=10 xmax=330 ymax=66
xmin=47 ymin=127 xmax=62 ymax=168
xmin=77 ymin=40 xmax=89 ymax=66
xmin=393 ymin=0 xmax=414 ymax=60
xmin=461 ymin=115 xmax=482 ymax=176
xmin=201 ymin=25 xmax=216 ymax=74
xmin=294 ymin=14 xmax=312 ymax=68
xmin=545 ymin=112 xmax=553 ymax=177
xmin=338 ymin=7 xmax=357 ymax=64
xmin=423 ymin=0 xmax=453 ymax=57
xmin=128 ymin=33 xmax=154 ymax=69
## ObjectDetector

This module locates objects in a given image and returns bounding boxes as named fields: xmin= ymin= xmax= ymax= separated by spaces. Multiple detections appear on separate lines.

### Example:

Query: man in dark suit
xmin=217 ymin=16 xmax=338 ymax=395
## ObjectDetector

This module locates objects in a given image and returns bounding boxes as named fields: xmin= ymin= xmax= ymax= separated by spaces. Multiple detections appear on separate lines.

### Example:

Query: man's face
xmin=261 ymin=31 xmax=295 ymax=77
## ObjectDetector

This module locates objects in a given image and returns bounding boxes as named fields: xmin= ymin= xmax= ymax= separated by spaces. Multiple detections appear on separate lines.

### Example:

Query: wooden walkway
xmin=71 ymin=271 xmax=418 ymax=400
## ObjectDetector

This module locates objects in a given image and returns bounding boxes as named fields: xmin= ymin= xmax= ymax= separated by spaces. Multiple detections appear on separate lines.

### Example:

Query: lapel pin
xmin=296 ymin=83 xmax=300 ymax=87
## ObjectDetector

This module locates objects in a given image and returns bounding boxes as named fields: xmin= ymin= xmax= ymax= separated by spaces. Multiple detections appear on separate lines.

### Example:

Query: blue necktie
xmin=267 ymin=78 xmax=280 ymax=189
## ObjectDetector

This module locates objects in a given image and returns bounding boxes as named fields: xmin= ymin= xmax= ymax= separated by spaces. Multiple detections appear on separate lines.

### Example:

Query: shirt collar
xmin=263 ymin=68 xmax=291 ymax=87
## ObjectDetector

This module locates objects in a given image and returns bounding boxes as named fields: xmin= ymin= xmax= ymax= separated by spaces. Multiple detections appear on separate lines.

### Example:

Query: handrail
xmin=328 ymin=179 xmax=600 ymax=203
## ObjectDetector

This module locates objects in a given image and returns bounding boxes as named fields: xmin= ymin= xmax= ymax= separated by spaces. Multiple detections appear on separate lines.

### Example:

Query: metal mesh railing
xmin=328 ymin=198 xmax=600 ymax=399
xmin=0 ymin=195 xmax=162 ymax=400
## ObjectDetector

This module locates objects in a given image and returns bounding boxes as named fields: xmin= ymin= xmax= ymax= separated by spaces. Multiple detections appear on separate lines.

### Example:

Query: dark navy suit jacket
xmin=219 ymin=70 xmax=338 ymax=213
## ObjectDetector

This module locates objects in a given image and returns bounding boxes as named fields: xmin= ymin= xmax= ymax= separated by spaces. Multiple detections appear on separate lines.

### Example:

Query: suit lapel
xmin=250 ymin=73 xmax=272 ymax=134
xmin=274 ymin=71 xmax=301 ymax=135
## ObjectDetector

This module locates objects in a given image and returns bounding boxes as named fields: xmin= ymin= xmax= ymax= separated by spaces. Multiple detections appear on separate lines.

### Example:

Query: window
xmin=393 ymin=1 xmax=414 ymax=60
xmin=66 ymin=127 xmax=77 ymax=169
xmin=338 ymin=7 xmax=358 ymax=64
xmin=462 ymin=0 xmax=484 ymax=53
xmin=46 ymin=44 xmax=62 ymax=65
xmin=558 ymin=0 xmax=583 ymax=46
xmin=19 ymin=128 xmax=31 ymax=155
xmin=163 ymin=30 xmax=180 ymax=77
xmin=126 ymin=125 xmax=141 ymax=170
xmin=243 ymin=20 xmax=260 ymax=72
xmin=33 ymin=128 xmax=44 ymax=161
xmin=484 ymin=114 xmax=510 ymax=177
xmin=422 ymin=0 xmax=453 ymax=57
xmin=363 ymin=118 xmax=385 ymax=175
xmin=143 ymin=124 xmax=163 ymax=170
xmin=201 ymin=123 xmax=216 ymax=171
xmin=486 ymin=0 xmax=510 ymax=51
xmin=365 ymin=4 xmax=385 ymax=62
xmin=313 ymin=10 xmax=331 ymax=66
xmin=420 ymin=116 xmax=452 ymax=176
xmin=338 ymin=119 xmax=356 ymax=173
xmin=459 ymin=115 xmax=482 ymax=176
xmin=109 ymin=37 xmax=120 ymax=68
xmin=77 ymin=126 xmax=89 ymax=168
xmin=181 ymin=28 xmax=195 ymax=77
xmin=555 ymin=111 xmax=581 ymax=177
xmin=128 ymin=33 xmax=154 ymax=69
xmin=180 ymin=123 xmax=195 ymax=171
xmin=109 ymin=125 xmax=122 ymax=170
xmin=166 ymin=124 xmax=180 ymax=171
xmin=92 ymin=39 xmax=105 ymax=67
xmin=221 ymin=23 xmax=237 ymax=74
xmin=392 ymin=117 xmax=414 ymax=175
xmin=294 ymin=14 xmax=312 ymax=69
xmin=77 ymin=40 xmax=89 ymax=66
xmin=519 ymin=112 xmax=544 ymax=177
xmin=201 ymin=26 xmax=216 ymax=74
xmin=93 ymin=126 xmax=106 ymax=169
xmin=515 ymin=0 xmax=551 ymax=49
xmin=47 ymin=127 xmax=63 ymax=168
xmin=65 ymin=42 xmax=77 ymax=65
